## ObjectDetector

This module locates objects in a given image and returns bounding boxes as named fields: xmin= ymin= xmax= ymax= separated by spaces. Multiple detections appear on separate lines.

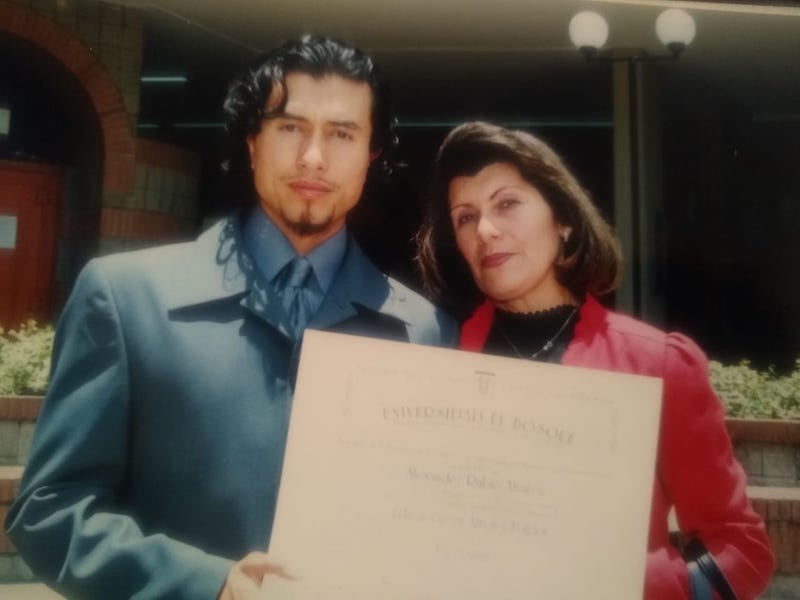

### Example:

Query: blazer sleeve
xmin=654 ymin=333 xmax=773 ymax=599
xmin=4 ymin=259 xmax=233 ymax=600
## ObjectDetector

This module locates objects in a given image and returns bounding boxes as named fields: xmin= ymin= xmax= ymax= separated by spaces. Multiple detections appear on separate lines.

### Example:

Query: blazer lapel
xmin=168 ymin=221 xmax=408 ymax=338
xmin=310 ymin=237 xmax=410 ymax=332
xmin=165 ymin=216 xmax=292 ymax=337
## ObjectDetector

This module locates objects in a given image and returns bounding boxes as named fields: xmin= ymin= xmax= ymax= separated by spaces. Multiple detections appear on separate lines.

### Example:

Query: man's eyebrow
xmin=273 ymin=114 xmax=361 ymax=130
xmin=275 ymin=112 xmax=307 ymax=122
xmin=329 ymin=120 xmax=361 ymax=130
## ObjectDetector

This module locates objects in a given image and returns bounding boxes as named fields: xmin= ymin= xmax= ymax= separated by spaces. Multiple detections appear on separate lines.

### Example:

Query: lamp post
xmin=568 ymin=9 xmax=695 ymax=318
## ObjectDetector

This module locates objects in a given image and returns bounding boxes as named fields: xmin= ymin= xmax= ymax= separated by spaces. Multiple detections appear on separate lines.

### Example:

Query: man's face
xmin=246 ymin=72 xmax=374 ymax=254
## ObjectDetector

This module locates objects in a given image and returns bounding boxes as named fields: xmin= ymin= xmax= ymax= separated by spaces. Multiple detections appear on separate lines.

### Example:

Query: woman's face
xmin=448 ymin=162 xmax=572 ymax=312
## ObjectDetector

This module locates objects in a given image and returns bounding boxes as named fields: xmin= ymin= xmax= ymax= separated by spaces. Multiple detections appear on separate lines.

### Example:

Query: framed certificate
xmin=266 ymin=330 xmax=662 ymax=599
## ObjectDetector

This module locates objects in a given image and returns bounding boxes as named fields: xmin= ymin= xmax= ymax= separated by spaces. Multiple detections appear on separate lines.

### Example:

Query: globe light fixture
xmin=567 ymin=8 xmax=696 ymax=315
xmin=568 ymin=11 xmax=609 ymax=58
xmin=569 ymin=8 xmax=696 ymax=61
xmin=655 ymin=8 xmax=697 ymax=56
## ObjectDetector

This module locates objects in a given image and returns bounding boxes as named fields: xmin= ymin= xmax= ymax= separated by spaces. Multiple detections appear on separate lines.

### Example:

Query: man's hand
xmin=218 ymin=551 xmax=295 ymax=600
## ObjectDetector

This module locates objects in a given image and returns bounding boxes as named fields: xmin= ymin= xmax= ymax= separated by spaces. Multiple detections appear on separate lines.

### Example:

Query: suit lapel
xmin=310 ymin=236 xmax=410 ymax=332
xmin=164 ymin=217 xmax=292 ymax=336
xmin=240 ymin=275 xmax=293 ymax=338
xmin=168 ymin=219 xmax=408 ymax=338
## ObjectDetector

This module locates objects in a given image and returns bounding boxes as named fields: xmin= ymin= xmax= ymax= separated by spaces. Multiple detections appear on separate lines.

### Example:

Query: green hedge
xmin=709 ymin=359 xmax=800 ymax=420
xmin=0 ymin=321 xmax=53 ymax=395
xmin=1 ymin=320 xmax=799 ymax=420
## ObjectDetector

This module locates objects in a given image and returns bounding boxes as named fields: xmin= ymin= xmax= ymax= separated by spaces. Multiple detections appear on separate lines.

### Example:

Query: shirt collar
xmin=243 ymin=207 xmax=346 ymax=294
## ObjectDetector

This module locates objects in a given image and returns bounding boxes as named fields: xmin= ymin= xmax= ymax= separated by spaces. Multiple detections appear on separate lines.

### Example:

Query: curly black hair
xmin=223 ymin=34 xmax=397 ymax=195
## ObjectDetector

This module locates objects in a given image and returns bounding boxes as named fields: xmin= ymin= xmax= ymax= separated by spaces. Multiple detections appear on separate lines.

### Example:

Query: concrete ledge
xmin=0 ymin=397 xmax=42 ymax=422
xmin=728 ymin=418 xmax=800 ymax=444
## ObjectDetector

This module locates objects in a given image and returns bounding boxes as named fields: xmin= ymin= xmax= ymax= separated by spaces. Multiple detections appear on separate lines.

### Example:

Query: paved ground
xmin=0 ymin=584 xmax=63 ymax=599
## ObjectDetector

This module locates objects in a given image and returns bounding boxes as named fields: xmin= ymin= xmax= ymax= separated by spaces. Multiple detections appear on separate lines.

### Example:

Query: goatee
xmin=285 ymin=206 xmax=333 ymax=237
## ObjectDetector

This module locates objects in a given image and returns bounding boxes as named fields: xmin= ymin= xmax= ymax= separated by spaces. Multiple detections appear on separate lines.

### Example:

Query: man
xmin=6 ymin=35 xmax=456 ymax=599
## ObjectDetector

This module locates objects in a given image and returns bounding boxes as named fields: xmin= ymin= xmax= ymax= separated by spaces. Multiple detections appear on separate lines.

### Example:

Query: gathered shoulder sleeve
xmin=657 ymin=332 xmax=773 ymax=599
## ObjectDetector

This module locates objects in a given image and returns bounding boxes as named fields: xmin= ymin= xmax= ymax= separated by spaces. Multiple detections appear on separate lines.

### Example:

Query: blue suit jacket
xmin=6 ymin=217 xmax=457 ymax=599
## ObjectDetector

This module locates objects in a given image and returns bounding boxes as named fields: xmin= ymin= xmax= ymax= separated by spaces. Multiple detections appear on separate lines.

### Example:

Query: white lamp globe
xmin=655 ymin=8 xmax=696 ymax=52
xmin=568 ymin=11 xmax=609 ymax=52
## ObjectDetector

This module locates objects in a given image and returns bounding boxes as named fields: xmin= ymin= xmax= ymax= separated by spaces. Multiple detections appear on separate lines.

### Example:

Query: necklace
xmin=496 ymin=305 xmax=578 ymax=360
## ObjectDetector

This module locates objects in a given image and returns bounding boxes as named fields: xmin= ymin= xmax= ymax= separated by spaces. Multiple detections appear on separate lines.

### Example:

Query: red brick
xmin=1 ymin=1 xmax=137 ymax=203
xmin=1 ymin=2 xmax=35 ymax=35
xmin=103 ymin=156 xmax=135 ymax=194
xmin=99 ymin=208 xmax=192 ymax=241
xmin=100 ymin=207 xmax=122 ymax=237
xmin=60 ymin=39 xmax=95 ymax=72
xmin=0 ymin=396 xmax=43 ymax=421
xmin=26 ymin=17 xmax=64 ymax=50
xmin=136 ymin=140 xmax=200 ymax=175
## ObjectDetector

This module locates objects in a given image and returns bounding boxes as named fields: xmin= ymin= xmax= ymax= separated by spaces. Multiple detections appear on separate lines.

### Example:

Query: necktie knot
xmin=285 ymin=256 xmax=313 ymax=290
xmin=280 ymin=257 xmax=316 ymax=336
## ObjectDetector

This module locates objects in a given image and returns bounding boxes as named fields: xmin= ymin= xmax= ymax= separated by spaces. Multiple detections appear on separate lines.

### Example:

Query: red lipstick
xmin=481 ymin=253 xmax=512 ymax=268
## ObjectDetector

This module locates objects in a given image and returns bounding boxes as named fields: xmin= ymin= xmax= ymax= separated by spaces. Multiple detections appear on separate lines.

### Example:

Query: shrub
xmin=709 ymin=359 xmax=800 ymax=420
xmin=0 ymin=320 xmax=54 ymax=395
xmin=1 ymin=320 xmax=798 ymax=420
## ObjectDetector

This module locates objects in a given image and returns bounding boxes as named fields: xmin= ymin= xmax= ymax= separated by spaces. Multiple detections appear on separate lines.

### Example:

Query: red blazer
xmin=461 ymin=295 xmax=774 ymax=599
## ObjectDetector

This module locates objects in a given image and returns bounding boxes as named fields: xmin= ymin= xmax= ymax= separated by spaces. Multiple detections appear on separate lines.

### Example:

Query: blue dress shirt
xmin=243 ymin=208 xmax=347 ymax=326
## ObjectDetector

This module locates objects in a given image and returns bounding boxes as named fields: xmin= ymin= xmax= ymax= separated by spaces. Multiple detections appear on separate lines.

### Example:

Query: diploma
xmin=265 ymin=330 xmax=662 ymax=599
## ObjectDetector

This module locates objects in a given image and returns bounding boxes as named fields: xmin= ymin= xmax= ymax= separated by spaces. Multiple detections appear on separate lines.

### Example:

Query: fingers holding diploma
xmin=219 ymin=552 xmax=297 ymax=600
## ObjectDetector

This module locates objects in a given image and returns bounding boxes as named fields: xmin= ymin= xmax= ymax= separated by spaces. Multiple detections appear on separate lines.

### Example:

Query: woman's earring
xmin=558 ymin=229 xmax=572 ymax=265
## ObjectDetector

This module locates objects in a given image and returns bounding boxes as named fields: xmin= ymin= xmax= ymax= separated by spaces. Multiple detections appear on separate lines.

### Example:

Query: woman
xmin=416 ymin=122 xmax=773 ymax=599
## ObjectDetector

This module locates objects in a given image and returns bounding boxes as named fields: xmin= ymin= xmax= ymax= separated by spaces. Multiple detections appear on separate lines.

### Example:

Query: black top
xmin=483 ymin=303 xmax=579 ymax=364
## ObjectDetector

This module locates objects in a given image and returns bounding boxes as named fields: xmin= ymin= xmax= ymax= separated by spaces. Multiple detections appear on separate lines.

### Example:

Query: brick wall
xmin=98 ymin=139 xmax=201 ymax=253
xmin=730 ymin=418 xmax=800 ymax=487
xmin=0 ymin=397 xmax=40 ymax=467
xmin=0 ymin=395 xmax=39 ymax=582
xmin=2 ymin=0 xmax=203 ymax=289
xmin=11 ymin=0 xmax=143 ymax=120
xmin=1 ymin=0 xmax=140 ymax=195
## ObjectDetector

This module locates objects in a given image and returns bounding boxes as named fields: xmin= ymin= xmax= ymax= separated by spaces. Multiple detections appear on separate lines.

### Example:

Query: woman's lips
xmin=481 ymin=253 xmax=512 ymax=268
xmin=288 ymin=180 xmax=331 ymax=198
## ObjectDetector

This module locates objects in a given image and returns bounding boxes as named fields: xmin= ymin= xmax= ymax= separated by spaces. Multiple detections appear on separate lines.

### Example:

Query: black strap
xmin=684 ymin=539 xmax=738 ymax=600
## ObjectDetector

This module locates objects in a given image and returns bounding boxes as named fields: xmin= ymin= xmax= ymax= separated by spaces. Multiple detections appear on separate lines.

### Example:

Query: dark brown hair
xmin=416 ymin=121 xmax=622 ymax=315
